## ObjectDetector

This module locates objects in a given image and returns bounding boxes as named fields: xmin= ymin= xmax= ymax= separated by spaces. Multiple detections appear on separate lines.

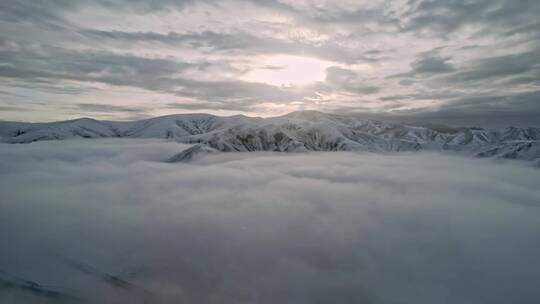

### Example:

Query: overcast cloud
xmin=1 ymin=139 xmax=540 ymax=303
xmin=0 ymin=0 xmax=539 ymax=125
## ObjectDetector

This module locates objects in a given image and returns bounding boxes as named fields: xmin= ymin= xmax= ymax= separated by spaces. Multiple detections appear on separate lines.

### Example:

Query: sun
xmin=242 ymin=55 xmax=332 ymax=87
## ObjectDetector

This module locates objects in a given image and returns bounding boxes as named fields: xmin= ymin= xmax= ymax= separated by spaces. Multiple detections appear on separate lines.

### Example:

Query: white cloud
xmin=1 ymin=139 xmax=539 ymax=303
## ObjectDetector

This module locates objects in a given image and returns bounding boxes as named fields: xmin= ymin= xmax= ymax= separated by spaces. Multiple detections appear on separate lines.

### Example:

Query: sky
xmin=0 ymin=0 xmax=539 ymax=126
xmin=1 ymin=139 xmax=540 ymax=303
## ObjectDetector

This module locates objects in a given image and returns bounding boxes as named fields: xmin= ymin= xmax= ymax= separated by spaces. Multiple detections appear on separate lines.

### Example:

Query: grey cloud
xmin=1 ymin=139 xmax=540 ymax=303
xmin=0 ymin=41 xmax=315 ymax=106
xmin=0 ymin=42 xmax=191 ymax=83
xmin=75 ymin=103 xmax=147 ymax=114
xmin=0 ymin=0 xmax=77 ymax=28
xmin=1 ymin=0 xmax=539 ymax=123
xmin=339 ymin=89 xmax=540 ymax=128
xmin=384 ymin=45 xmax=540 ymax=126
xmin=380 ymin=95 xmax=409 ymax=101
xmin=403 ymin=0 xmax=540 ymax=38
xmin=410 ymin=54 xmax=455 ymax=74
xmin=391 ymin=51 xmax=456 ymax=78
xmin=13 ymin=82 xmax=94 ymax=95
xmin=0 ymin=0 xmax=201 ymax=24
xmin=326 ymin=66 xmax=380 ymax=94
xmin=80 ymin=29 xmax=262 ymax=51
xmin=378 ymin=90 xmax=457 ymax=102
xmin=170 ymin=78 xmax=320 ymax=104
xmin=352 ymin=86 xmax=380 ymax=94
xmin=80 ymin=29 xmax=383 ymax=64
xmin=375 ymin=90 xmax=540 ymax=128
xmin=502 ymin=21 xmax=540 ymax=40
xmin=166 ymin=101 xmax=253 ymax=112
xmin=97 ymin=0 xmax=204 ymax=12
xmin=0 ymin=106 xmax=32 ymax=112
xmin=446 ymin=48 xmax=540 ymax=84
xmin=399 ymin=79 xmax=416 ymax=86
xmin=403 ymin=0 xmax=490 ymax=34
xmin=0 ymin=89 xmax=27 ymax=99
xmin=258 ymin=0 xmax=539 ymax=44
xmin=436 ymin=91 xmax=540 ymax=119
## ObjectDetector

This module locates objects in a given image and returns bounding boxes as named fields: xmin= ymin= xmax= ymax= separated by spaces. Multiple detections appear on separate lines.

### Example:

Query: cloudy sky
xmin=0 ymin=0 xmax=539 ymax=126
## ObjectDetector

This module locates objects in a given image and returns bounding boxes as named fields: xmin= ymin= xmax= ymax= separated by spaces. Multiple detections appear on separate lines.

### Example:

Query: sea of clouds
xmin=1 ymin=139 xmax=539 ymax=303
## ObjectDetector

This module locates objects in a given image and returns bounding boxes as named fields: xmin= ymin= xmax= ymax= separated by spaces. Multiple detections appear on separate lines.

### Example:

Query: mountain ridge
xmin=1 ymin=111 xmax=539 ymax=163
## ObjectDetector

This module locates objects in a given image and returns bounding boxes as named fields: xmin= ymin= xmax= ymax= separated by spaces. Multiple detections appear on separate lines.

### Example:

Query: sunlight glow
xmin=242 ymin=55 xmax=333 ymax=87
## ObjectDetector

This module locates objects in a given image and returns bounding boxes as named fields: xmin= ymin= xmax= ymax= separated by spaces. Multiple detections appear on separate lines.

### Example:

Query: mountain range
xmin=1 ymin=111 xmax=539 ymax=164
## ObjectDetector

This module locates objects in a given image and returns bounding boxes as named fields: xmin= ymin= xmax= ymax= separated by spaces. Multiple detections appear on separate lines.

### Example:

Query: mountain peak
xmin=1 ymin=112 xmax=539 ymax=164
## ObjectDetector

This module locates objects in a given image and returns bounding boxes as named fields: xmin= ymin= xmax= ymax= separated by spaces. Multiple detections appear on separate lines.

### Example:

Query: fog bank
xmin=1 ymin=139 xmax=539 ymax=303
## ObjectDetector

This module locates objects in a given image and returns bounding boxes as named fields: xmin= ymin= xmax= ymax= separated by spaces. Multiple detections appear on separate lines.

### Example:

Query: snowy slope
xmin=166 ymin=144 xmax=219 ymax=162
xmin=1 ymin=111 xmax=539 ymax=163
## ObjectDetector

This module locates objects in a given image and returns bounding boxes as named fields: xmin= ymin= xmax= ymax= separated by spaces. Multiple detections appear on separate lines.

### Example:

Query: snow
xmin=166 ymin=144 xmax=218 ymax=162
xmin=1 ymin=111 xmax=539 ymax=163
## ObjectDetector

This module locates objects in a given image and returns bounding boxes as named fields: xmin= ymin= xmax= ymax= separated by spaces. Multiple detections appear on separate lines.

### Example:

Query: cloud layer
xmin=1 ymin=139 xmax=540 ymax=303
xmin=0 ymin=0 xmax=539 ymax=126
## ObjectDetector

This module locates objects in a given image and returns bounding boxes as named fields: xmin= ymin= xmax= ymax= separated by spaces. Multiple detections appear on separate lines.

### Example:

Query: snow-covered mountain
xmin=1 ymin=111 xmax=539 ymax=163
